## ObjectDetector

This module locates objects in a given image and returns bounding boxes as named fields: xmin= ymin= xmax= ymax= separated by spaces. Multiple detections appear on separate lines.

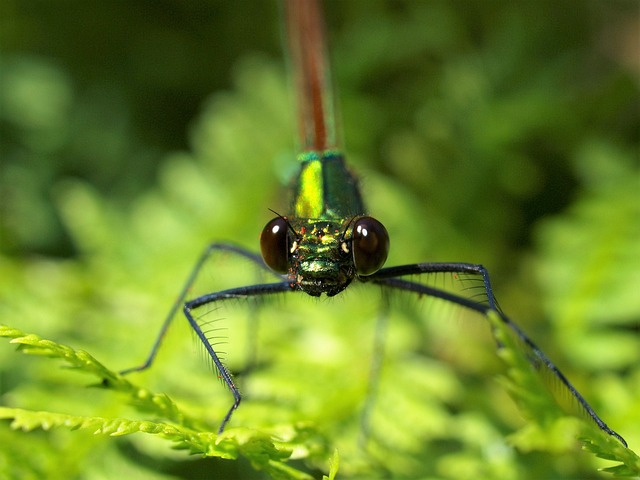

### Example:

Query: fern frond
xmin=581 ymin=431 xmax=640 ymax=477
xmin=0 ymin=324 xmax=336 ymax=479
xmin=0 ymin=407 xmax=318 ymax=479
xmin=0 ymin=324 xmax=201 ymax=429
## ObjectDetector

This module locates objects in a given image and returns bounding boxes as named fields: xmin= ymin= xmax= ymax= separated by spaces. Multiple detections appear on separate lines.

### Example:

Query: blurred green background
xmin=1 ymin=1 xmax=638 ymax=479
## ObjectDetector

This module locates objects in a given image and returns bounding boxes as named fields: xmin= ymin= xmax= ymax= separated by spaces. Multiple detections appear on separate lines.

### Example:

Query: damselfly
xmin=122 ymin=0 xmax=626 ymax=447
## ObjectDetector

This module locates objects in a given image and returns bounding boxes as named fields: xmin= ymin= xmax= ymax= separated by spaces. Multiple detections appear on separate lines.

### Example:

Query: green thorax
xmin=291 ymin=150 xmax=364 ymax=220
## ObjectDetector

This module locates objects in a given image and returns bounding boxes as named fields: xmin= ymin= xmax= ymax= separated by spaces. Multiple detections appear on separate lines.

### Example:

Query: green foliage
xmin=2 ymin=302 xmax=639 ymax=478
xmin=0 ymin=325 xmax=325 ymax=479
xmin=322 ymin=450 xmax=339 ymax=480
xmin=1 ymin=1 xmax=638 ymax=479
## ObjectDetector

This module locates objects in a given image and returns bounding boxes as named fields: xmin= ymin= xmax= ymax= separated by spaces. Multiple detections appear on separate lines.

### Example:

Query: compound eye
xmin=352 ymin=216 xmax=389 ymax=276
xmin=260 ymin=217 xmax=289 ymax=274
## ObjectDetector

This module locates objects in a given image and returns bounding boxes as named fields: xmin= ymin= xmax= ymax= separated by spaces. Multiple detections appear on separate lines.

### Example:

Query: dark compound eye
xmin=260 ymin=217 xmax=290 ymax=274
xmin=352 ymin=216 xmax=389 ymax=276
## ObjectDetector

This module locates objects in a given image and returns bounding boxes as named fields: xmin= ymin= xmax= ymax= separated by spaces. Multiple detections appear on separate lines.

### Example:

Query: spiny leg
xmin=367 ymin=265 xmax=627 ymax=447
xmin=185 ymin=281 xmax=293 ymax=433
xmin=120 ymin=242 xmax=277 ymax=375
xmin=372 ymin=262 xmax=499 ymax=310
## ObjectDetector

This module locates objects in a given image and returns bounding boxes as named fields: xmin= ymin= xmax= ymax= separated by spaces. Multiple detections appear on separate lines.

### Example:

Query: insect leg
xmin=185 ymin=281 xmax=292 ymax=433
xmin=369 ymin=269 xmax=627 ymax=447
xmin=120 ymin=242 xmax=277 ymax=375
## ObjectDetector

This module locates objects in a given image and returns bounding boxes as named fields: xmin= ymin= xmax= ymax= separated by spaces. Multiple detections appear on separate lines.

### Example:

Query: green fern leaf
xmin=0 ymin=324 xmax=201 ymax=429
xmin=0 ymin=406 xmax=318 ymax=479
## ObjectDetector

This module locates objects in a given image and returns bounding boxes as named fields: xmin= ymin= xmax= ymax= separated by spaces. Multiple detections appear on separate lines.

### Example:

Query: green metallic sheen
xmin=292 ymin=151 xmax=364 ymax=220
xmin=287 ymin=219 xmax=356 ymax=297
